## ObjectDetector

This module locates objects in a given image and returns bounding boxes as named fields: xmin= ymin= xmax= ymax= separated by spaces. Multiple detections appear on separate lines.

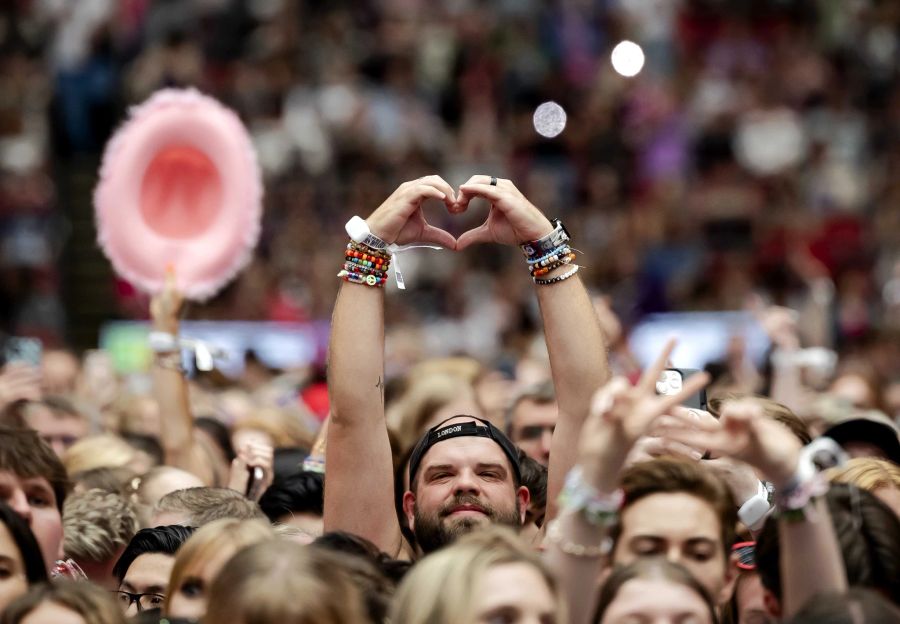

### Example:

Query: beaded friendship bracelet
xmin=338 ymin=269 xmax=388 ymax=287
xmin=545 ymin=517 xmax=611 ymax=558
xmin=531 ymin=252 xmax=576 ymax=277
xmin=534 ymin=265 xmax=580 ymax=286
xmin=526 ymin=244 xmax=572 ymax=266
xmin=339 ymin=241 xmax=392 ymax=287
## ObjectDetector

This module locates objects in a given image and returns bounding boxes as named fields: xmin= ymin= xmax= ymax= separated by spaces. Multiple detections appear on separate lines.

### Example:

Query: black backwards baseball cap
xmin=407 ymin=416 xmax=522 ymax=487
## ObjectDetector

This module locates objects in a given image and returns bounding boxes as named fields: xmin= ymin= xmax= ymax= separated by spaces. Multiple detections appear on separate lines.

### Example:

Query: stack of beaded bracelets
xmin=521 ymin=220 xmax=580 ymax=285
xmin=338 ymin=241 xmax=391 ymax=287
xmin=526 ymin=244 xmax=579 ymax=285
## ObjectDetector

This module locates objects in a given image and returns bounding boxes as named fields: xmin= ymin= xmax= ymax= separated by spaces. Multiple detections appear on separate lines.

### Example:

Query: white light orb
xmin=611 ymin=40 xmax=645 ymax=77
xmin=533 ymin=101 xmax=567 ymax=138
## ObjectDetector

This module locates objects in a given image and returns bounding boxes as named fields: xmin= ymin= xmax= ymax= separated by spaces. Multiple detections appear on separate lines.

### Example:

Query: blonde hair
xmin=62 ymin=435 xmax=137 ymax=475
xmin=62 ymin=489 xmax=138 ymax=563
xmin=828 ymin=458 xmax=900 ymax=492
xmin=233 ymin=407 xmax=314 ymax=449
xmin=203 ymin=540 xmax=367 ymax=624
xmin=390 ymin=526 xmax=562 ymax=624
xmin=165 ymin=518 xmax=275 ymax=614
xmin=406 ymin=357 xmax=484 ymax=385
xmin=387 ymin=373 xmax=479 ymax=453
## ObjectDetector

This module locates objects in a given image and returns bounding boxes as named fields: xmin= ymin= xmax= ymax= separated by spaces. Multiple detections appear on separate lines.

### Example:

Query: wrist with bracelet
xmin=738 ymin=480 xmax=774 ymax=531
xmin=546 ymin=465 xmax=621 ymax=558
xmin=342 ymin=216 xmax=443 ymax=289
xmin=520 ymin=219 xmax=581 ymax=285
xmin=148 ymin=331 xmax=220 ymax=372
xmin=773 ymin=437 xmax=847 ymax=522
xmin=558 ymin=465 xmax=623 ymax=526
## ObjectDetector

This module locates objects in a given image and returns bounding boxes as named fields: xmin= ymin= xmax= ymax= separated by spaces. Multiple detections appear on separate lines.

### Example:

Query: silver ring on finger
xmin=489 ymin=176 xmax=498 ymax=186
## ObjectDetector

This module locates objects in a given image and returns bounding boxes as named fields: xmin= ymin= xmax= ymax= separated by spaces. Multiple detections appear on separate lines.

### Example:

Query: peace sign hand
xmin=578 ymin=339 xmax=710 ymax=493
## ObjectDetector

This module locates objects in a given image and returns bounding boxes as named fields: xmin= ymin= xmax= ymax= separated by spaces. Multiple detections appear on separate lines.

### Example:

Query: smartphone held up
xmin=656 ymin=368 xmax=708 ymax=411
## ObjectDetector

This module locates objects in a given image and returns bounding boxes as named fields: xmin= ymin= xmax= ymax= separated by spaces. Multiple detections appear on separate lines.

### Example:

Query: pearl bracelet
xmin=534 ymin=265 xmax=580 ymax=286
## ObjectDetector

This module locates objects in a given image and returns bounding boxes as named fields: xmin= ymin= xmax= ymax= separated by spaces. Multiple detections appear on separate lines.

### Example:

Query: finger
xmin=662 ymin=427 xmax=724 ymax=454
xmin=417 ymin=175 xmax=456 ymax=204
xmin=719 ymin=398 xmax=762 ymax=424
xmin=637 ymin=338 xmax=677 ymax=394
xmin=458 ymin=183 xmax=506 ymax=205
xmin=589 ymin=376 xmax=631 ymax=417
xmin=243 ymin=441 xmax=274 ymax=455
xmin=656 ymin=371 xmax=711 ymax=413
xmin=164 ymin=265 xmax=176 ymax=288
xmin=670 ymin=406 xmax=718 ymax=428
xmin=420 ymin=224 xmax=457 ymax=249
xmin=662 ymin=407 xmax=721 ymax=432
xmin=410 ymin=184 xmax=448 ymax=204
xmin=456 ymin=222 xmax=493 ymax=251
xmin=465 ymin=174 xmax=513 ymax=188
xmin=641 ymin=436 xmax=704 ymax=461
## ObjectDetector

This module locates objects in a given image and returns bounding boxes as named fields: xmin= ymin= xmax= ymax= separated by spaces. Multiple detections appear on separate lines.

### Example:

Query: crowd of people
xmin=0 ymin=0 xmax=899 ymax=623
xmin=0 ymin=175 xmax=897 ymax=623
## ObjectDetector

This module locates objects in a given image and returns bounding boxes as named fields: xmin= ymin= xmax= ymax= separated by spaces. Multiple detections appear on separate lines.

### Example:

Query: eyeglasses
xmin=732 ymin=541 xmax=755 ymax=570
xmin=112 ymin=590 xmax=165 ymax=612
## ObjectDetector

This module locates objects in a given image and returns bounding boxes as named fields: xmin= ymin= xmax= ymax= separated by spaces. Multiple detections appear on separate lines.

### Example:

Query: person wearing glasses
xmin=111 ymin=525 xmax=193 ymax=616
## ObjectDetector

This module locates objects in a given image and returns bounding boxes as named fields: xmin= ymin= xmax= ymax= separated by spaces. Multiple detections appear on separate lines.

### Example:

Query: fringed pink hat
xmin=94 ymin=88 xmax=263 ymax=301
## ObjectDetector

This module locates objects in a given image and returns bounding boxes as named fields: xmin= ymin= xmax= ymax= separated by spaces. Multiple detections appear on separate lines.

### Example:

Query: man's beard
xmin=413 ymin=494 xmax=522 ymax=554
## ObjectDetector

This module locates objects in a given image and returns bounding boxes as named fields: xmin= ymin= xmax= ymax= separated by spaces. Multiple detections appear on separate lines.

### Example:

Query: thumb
xmin=419 ymin=224 xmax=457 ymax=250
xmin=456 ymin=223 xmax=492 ymax=251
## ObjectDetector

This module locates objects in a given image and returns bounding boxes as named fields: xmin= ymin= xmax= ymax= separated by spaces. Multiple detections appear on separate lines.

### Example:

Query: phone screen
xmin=656 ymin=368 xmax=708 ymax=410
xmin=3 ymin=337 xmax=43 ymax=367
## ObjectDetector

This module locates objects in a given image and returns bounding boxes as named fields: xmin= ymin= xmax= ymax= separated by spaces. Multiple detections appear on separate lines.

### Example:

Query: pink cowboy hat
xmin=94 ymin=88 xmax=263 ymax=301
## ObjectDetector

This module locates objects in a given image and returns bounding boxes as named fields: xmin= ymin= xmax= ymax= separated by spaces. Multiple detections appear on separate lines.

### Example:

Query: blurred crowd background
xmin=0 ymin=0 xmax=898 ymax=411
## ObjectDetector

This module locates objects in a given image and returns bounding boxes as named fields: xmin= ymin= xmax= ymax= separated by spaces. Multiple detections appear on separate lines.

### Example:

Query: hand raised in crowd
xmin=365 ymin=175 xmax=458 ymax=248
xmin=757 ymin=304 xmax=801 ymax=351
xmin=627 ymin=405 xmax=763 ymax=505
xmin=150 ymin=270 xmax=184 ymax=335
xmin=625 ymin=405 xmax=716 ymax=465
xmin=455 ymin=175 xmax=555 ymax=249
xmin=0 ymin=361 xmax=42 ymax=410
xmin=227 ymin=441 xmax=275 ymax=502
xmin=578 ymin=339 xmax=710 ymax=493
xmin=661 ymin=398 xmax=802 ymax=489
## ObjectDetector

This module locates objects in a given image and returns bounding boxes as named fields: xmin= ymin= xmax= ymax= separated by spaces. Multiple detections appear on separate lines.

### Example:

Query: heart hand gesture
xmin=365 ymin=176 xmax=458 ymax=248
xmin=454 ymin=176 xmax=555 ymax=249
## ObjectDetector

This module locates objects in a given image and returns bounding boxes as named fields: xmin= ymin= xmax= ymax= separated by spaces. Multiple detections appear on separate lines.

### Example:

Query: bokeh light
xmin=533 ymin=101 xmax=567 ymax=138
xmin=611 ymin=40 xmax=645 ymax=77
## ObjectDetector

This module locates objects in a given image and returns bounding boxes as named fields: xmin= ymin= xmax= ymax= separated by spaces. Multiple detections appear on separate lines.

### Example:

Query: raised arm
xmin=150 ymin=278 xmax=216 ymax=484
xmin=542 ymin=340 xmax=709 ymax=624
xmin=456 ymin=175 xmax=609 ymax=520
xmin=324 ymin=177 xmax=456 ymax=556
xmin=664 ymin=400 xmax=847 ymax=618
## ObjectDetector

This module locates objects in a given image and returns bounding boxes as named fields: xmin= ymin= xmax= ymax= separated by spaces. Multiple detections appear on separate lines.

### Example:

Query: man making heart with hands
xmin=325 ymin=174 xmax=608 ymax=558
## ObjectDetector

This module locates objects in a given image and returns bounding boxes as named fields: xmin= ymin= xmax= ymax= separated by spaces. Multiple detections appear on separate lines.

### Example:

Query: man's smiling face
xmin=403 ymin=419 xmax=528 ymax=553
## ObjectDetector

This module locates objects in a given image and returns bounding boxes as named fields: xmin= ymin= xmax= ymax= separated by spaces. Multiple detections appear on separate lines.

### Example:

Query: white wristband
xmin=738 ymin=480 xmax=773 ymax=531
xmin=148 ymin=331 xmax=179 ymax=353
xmin=345 ymin=216 xmax=388 ymax=250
